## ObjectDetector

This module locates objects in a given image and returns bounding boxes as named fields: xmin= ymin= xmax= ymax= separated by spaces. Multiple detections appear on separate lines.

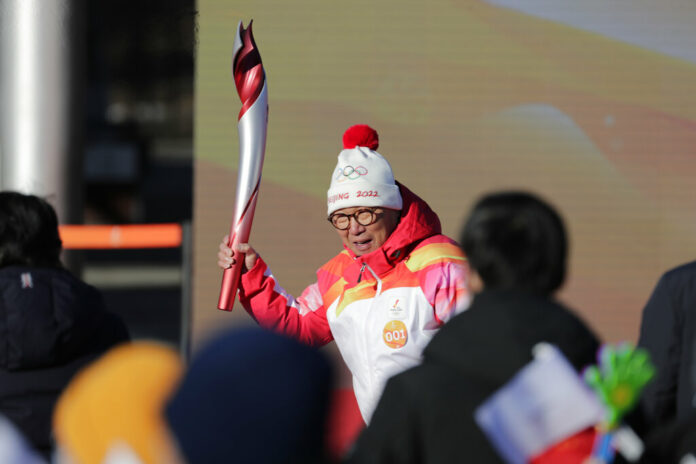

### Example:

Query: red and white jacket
xmin=239 ymin=184 xmax=470 ymax=421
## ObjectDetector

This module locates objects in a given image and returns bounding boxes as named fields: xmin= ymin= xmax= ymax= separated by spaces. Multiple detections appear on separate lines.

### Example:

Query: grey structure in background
xmin=0 ymin=0 xmax=84 ymax=224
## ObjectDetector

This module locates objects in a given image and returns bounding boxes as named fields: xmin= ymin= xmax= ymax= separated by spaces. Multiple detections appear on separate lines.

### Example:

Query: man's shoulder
xmin=405 ymin=235 xmax=466 ymax=272
xmin=428 ymin=292 xmax=599 ymax=369
xmin=315 ymin=251 xmax=353 ymax=292
xmin=0 ymin=265 xmax=98 ymax=298
xmin=663 ymin=260 xmax=696 ymax=283
xmin=413 ymin=234 xmax=461 ymax=251
xmin=317 ymin=250 xmax=352 ymax=272
xmin=651 ymin=260 xmax=696 ymax=300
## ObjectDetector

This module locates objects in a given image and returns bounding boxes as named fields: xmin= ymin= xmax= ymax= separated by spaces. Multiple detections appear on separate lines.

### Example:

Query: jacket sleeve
xmin=418 ymin=257 xmax=471 ymax=327
xmin=238 ymin=257 xmax=334 ymax=347
xmin=637 ymin=272 xmax=680 ymax=425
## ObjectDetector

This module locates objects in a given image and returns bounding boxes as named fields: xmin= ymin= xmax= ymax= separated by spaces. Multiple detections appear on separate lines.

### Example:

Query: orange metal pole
xmin=59 ymin=224 xmax=183 ymax=249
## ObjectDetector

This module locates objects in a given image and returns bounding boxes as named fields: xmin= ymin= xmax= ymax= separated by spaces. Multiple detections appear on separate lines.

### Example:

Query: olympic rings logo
xmin=334 ymin=165 xmax=368 ymax=182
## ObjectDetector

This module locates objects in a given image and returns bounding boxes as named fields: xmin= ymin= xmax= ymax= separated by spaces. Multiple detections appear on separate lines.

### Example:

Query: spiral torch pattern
xmin=218 ymin=20 xmax=269 ymax=311
xmin=234 ymin=21 xmax=265 ymax=121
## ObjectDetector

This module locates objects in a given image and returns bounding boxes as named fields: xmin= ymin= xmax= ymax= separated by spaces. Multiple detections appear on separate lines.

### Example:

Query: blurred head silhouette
xmin=165 ymin=327 xmax=333 ymax=464
xmin=0 ymin=192 xmax=62 ymax=268
xmin=461 ymin=191 xmax=567 ymax=296
xmin=53 ymin=343 xmax=183 ymax=464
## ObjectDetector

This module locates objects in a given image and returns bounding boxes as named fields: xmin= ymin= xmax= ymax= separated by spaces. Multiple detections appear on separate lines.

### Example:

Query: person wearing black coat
xmin=347 ymin=191 xmax=600 ymax=464
xmin=0 ymin=192 xmax=130 ymax=458
xmin=637 ymin=260 xmax=696 ymax=428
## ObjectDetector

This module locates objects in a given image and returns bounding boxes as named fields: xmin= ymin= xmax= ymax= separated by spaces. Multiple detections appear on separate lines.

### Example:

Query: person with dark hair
xmin=0 ymin=191 xmax=130 ymax=458
xmin=0 ymin=192 xmax=63 ymax=268
xmin=347 ymin=191 xmax=600 ymax=463
xmin=461 ymin=191 xmax=567 ymax=296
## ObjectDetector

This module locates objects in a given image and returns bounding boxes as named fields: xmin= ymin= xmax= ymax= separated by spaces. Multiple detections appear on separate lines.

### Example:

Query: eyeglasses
xmin=328 ymin=208 xmax=382 ymax=230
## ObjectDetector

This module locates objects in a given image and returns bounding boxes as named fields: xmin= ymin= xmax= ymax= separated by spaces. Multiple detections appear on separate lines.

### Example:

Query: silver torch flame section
xmin=218 ymin=20 xmax=268 ymax=311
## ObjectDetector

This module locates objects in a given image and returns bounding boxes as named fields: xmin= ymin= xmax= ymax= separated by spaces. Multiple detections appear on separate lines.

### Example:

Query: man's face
xmin=330 ymin=207 xmax=401 ymax=256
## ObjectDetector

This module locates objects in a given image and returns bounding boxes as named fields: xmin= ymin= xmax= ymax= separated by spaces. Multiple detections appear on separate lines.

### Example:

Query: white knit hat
xmin=327 ymin=125 xmax=403 ymax=216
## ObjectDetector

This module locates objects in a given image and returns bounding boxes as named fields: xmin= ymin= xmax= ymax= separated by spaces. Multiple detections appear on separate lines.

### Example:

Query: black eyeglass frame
xmin=328 ymin=208 xmax=383 ymax=230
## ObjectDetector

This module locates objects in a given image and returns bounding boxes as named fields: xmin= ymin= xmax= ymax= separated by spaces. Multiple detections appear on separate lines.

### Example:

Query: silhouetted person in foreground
xmin=347 ymin=191 xmax=600 ymax=464
xmin=638 ymin=260 xmax=696 ymax=427
xmin=53 ymin=342 xmax=182 ymax=463
xmin=0 ymin=191 xmax=129 ymax=458
xmin=634 ymin=262 xmax=696 ymax=463
xmin=165 ymin=327 xmax=333 ymax=464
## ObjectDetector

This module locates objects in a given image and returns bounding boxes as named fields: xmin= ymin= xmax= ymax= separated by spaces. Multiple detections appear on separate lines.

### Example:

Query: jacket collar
xmin=342 ymin=182 xmax=441 ymax=284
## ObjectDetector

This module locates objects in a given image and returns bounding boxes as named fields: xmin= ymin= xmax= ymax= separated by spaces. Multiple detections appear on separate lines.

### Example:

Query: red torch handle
xmin=218 ymin=234 xmax=244 ymax=311
xmin=217 ymin=187 xmax=259 ymax=311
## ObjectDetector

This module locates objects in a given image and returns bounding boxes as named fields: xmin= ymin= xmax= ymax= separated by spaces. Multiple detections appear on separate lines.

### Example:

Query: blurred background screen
xmin=193 ymin=0 xmax=696 ymax=349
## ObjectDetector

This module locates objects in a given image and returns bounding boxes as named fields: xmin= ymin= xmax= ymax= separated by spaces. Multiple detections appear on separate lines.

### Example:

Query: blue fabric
xmin=165 ymin=326 xmax=332 ymax=464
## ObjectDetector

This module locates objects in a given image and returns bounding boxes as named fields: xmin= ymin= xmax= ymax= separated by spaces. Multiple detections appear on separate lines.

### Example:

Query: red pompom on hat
xmin=343 ymin=125 xmax=379 ymax=150
xmin=328 ymin=124 xmax=401 ymax=216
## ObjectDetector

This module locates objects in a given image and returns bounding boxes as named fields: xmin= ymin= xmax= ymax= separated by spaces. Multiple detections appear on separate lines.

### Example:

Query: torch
xmin=218 ymin=20 xmax=268 ymax=311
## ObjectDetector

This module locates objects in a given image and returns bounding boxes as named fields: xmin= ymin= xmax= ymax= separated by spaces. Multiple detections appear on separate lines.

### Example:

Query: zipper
xmin=357 ymin=263 xmax=367 ymax=283
xmin=356 ymin=262 xmax=383 ymax=296
xmin=356 ymin=261 xmax=383 ymax=415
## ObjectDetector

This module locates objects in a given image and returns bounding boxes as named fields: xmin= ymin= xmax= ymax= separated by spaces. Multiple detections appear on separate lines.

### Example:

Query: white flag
xmin=475 ymin=343 xmax=605 ymax=464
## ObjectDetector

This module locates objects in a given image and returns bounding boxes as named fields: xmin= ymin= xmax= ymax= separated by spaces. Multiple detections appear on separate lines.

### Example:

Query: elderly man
xmin=218 ymin=124 xmax=470 ymax=422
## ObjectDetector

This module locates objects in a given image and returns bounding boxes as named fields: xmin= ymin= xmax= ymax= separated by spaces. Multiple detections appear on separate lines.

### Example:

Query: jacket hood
xmin=384 ymin=182 xmax=442 ymax=253
xmin=0 ymin=266 xmax=108 ymax=371
xmin=342 ymin=182 xmax=441 ymax=283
